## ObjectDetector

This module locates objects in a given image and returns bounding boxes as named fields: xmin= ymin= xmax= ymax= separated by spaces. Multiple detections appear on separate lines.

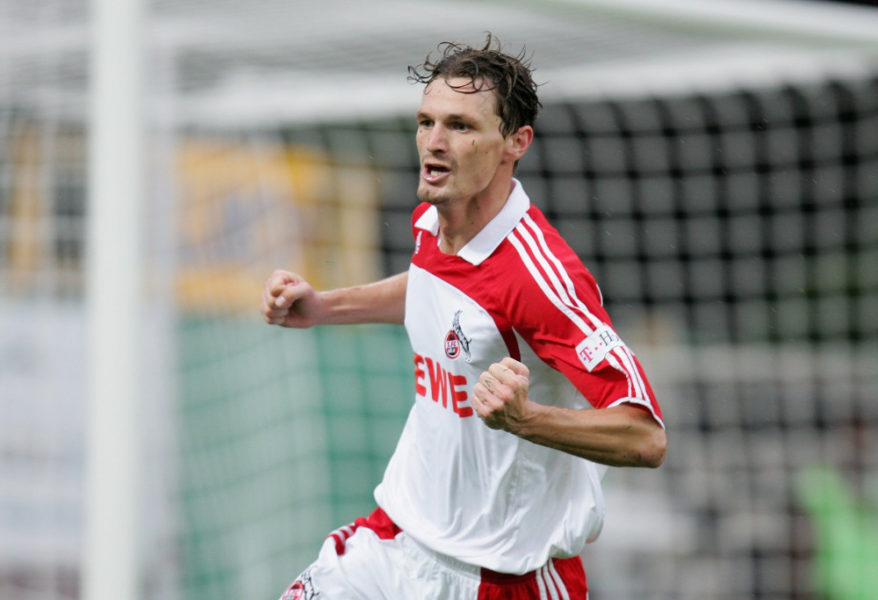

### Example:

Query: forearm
xmin=318 ymin=272 xmax=408 ymax=325
xmin=513 ymin=403 xmax=666 ymax=468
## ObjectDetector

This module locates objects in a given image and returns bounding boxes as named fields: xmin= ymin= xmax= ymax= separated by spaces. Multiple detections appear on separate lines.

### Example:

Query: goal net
xmin=1 ymin=1 xmax=877 ymax=599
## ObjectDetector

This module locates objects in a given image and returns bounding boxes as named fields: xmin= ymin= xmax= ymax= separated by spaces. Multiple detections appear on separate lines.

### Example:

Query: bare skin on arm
xmin=472 ymin=357 xmax=667 ymax=468
xmin=260 ymin=269 xmax=408 ymax=328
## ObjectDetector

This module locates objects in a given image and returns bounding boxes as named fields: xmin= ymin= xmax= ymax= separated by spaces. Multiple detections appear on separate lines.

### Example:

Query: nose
xmin=425 ymin=124 xmax=447 ymax=153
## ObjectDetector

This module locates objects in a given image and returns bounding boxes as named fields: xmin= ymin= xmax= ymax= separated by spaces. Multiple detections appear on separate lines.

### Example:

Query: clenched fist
xmin=260 ymin=269 xmax=325 ymax=328
xmin=471 ymin=357 xmax=533 ymax=433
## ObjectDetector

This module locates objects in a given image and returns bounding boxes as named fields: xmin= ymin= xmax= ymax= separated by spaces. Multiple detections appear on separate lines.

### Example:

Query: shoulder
xmin=497 ymin=204 xmax=607 ymax=326
xmin=505 ymin=205 xmax=600 ymax=295
xmin=516 ymin=205 xmax=582 ymax=266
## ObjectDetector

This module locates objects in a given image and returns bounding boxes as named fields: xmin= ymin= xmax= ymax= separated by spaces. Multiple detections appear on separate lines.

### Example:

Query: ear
xmin=504 ymin=125 xmax=534 ymax=164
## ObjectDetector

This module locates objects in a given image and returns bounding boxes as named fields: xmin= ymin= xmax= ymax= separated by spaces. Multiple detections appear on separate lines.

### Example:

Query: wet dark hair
xmin=407 ymin=33 xmax=541 ymax=138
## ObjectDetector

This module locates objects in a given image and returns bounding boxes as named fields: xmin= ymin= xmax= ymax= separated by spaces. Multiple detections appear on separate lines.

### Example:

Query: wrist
xmin=508 ymin=399 xmax=544 ymax=438
xmin=312 ymin=289 xmax=337 ymax=325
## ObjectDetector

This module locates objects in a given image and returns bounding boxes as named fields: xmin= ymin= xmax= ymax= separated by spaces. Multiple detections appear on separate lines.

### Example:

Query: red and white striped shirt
xmin=374 ymin=180 xmax=663 ymax=575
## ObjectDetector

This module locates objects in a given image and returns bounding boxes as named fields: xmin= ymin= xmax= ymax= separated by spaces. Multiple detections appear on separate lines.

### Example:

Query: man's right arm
xmin=261 ymin=269 xmax=408 ymax=328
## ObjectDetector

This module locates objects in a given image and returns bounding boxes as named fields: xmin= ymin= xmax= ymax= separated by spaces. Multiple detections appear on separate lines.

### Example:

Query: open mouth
xmin=423 ymin=163 xmax=450 ymax=183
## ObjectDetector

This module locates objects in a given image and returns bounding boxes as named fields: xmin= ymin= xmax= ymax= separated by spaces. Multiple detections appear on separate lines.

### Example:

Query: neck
xmin=436 ymin=179 xmax=515 ymax=255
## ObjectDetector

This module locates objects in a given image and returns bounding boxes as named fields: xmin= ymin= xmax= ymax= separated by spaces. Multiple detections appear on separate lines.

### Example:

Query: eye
xmin=418 ymin=118 xmax=433 ymax=128
xmin=451 ymin=122 xmax=470 ymax=131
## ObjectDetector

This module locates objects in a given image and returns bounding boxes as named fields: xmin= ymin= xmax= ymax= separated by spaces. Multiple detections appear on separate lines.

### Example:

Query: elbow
xmin=641 ymin=426 xmax=667 ymax=468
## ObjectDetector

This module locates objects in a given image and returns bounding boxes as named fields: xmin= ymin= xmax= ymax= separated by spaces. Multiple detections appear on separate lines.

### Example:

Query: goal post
xmin=82 ymin=1 xmax=145 ymax=600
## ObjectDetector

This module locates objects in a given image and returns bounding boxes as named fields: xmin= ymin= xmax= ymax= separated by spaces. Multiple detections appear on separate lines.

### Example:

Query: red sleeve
xmin=503 ymin=207 xmax=663 ymax=425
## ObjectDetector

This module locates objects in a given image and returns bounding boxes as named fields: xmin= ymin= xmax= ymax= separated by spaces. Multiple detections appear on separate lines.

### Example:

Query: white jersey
xmin=374 ymin=180 xmax=664 ymax=575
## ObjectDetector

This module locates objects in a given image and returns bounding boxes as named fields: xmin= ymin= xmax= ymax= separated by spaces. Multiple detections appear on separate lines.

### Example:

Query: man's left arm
xmin=472 ymin=357 xmax=667 ymax=468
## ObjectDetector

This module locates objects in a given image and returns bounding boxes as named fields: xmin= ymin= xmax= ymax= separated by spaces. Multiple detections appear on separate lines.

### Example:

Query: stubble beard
xmin=417 ymin=183 xmax=451 ymax=206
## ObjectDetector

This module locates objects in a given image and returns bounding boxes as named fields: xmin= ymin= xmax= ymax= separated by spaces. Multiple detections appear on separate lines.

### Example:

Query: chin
xmin=417 ymin=186 xmax=448 ymax=206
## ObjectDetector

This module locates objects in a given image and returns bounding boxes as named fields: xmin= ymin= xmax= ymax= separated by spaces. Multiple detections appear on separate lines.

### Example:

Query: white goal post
xmin=82 ymin=1 xmax=144 ymax=600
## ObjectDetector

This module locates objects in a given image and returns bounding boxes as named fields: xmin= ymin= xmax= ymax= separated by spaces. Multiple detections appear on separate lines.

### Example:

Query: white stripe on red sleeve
xmin=509 ymin=224 xmax=644 ymax=402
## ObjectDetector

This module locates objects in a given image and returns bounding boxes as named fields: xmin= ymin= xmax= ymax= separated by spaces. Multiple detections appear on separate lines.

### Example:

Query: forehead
xmin=419 ymin=77 xmax=499 ymax=119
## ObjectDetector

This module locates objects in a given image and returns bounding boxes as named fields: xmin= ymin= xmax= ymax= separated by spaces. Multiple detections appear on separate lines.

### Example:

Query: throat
xmin=432 ymin=182 xmax=511 ymax=255
xmin=438 ymin=235 xmax=467 ymax=256
xmin=436 ymin=211 xmax=482 ymax=256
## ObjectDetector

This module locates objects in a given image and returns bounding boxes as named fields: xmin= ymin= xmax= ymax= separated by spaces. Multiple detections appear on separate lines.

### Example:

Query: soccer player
xmin=262 ymin=34 xmax=666 ymax=600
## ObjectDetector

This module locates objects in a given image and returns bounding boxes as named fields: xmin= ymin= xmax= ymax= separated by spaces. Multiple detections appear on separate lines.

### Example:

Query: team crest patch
xmin=280 ymin=567 xmax=320 ymax=600
xmin=445 ymin=310 xmax=472 ymax=362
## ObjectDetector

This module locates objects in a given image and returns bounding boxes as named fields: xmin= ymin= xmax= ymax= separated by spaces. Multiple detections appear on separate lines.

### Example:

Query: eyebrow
xmin=416 ymin=111 xmax=474 ymax=123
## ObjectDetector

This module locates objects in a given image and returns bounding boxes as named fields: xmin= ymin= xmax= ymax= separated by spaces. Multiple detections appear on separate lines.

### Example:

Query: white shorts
xmin=279 ymin=507 xmax=588 ymax=600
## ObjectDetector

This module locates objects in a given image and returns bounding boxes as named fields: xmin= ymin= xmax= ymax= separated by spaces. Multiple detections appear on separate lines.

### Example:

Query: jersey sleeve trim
xmin=607 ymin=397 xmax=665 ymax=429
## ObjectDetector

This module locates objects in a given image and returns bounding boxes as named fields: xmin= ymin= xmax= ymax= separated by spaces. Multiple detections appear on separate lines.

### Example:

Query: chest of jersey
xmin=405 ymin=264 xmax=510 ymax=419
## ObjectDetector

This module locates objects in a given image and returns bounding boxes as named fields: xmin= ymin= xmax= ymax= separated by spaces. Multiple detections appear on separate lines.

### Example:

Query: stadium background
xmin=1 ymin=0 xmax=877 ymax=598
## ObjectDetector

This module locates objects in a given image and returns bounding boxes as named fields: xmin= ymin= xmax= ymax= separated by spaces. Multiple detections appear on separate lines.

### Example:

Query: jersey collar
xmin=413 ymin=178 xmax=530 ymax=266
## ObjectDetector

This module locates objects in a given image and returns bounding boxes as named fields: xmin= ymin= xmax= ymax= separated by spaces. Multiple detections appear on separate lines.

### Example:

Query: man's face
xmin=415 ymin=77 xmax=509 ymax=206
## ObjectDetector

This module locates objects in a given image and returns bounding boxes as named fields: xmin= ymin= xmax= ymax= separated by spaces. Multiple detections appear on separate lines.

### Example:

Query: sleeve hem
xmin=607 ymin=396 xmax=665 ymax=430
